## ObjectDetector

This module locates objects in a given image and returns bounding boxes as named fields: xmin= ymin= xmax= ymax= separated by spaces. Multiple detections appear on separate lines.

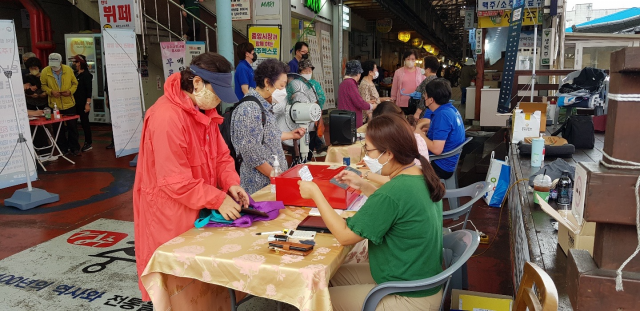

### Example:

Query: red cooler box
xmin=275 ymin=164 xmax=360 ymax=209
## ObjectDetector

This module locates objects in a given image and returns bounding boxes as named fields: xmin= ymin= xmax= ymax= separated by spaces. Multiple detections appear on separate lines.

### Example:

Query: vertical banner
xmin=306 ymin=34 xmax=324 ymax=104
xmin=464 ymin=9 xmax=475 ymax=30
xmin=475 ymin=29 xmax=483 ymax=55
xmin=103 ymin=29 xmax=142 ymax=157
xmin=247 ymin=24 xmax=282 ymax=63
xmin=541 ymin=28 xmax=552 ymax=66
xmin=497 ymin=0 xmax=527 ymax=113
xmin=98 ymin=0 xmax=141 ymax=34
xmin=160 ymin=41 xmax=186 ymax=80
xmin=0 ymin=20 xmax=37 ymax=189
xmin=185 ymin=41 xmax=205 ymax=66
xmin=231 ymin=0 xmax=251 ymax=20
xmin=320 ymin=30 xmax=335 ymax=109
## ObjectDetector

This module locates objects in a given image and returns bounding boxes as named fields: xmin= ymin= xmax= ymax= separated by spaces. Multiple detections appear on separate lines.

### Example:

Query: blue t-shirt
xmin=234 ymin=60 xmax=256 ymax=100
xmin=427 ymin=103 xmax=465 ymax=173
xmin=288 ymin=58 xmax=299 ymax=74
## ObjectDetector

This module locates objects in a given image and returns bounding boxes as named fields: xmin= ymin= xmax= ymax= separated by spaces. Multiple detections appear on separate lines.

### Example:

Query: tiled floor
xmin=0 ymin=118 xmax=513 ymax=310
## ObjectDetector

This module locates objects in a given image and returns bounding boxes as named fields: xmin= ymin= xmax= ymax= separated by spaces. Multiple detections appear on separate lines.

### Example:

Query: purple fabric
xmin=204 ymin=198 xmax=285 ymax=228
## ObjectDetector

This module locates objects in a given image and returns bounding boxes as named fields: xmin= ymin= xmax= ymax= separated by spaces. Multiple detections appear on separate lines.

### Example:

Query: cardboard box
xmin=537 ymin=194 xmax=596 ymax=256
xmin=450 ymin=289 xmax=513 ymax=311
xmin=484 ymin=72 xmax=502 ymax=81
xmin=610 ymin=47 xmax=640 ymax=73
xmin=518 ymin=102 xmax=548 ymax=132
xmin=275 ymin=164 xmax=360 ymax=210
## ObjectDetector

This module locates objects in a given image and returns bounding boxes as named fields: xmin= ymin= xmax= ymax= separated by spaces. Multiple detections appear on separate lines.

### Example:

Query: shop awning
xmin=567 ymin=7 xmax=640 ymax=33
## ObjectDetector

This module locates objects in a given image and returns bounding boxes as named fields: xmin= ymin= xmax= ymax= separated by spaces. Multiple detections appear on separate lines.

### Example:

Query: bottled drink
xmin=43 ymin=107 xmax=51 ymax=120
xmin=533 ymin=174 xmax=552 ymax=204
xmin=53 ymin=104 xmax=60 ymax=119
xmin=557 ymin=170 xmax=573 ymax=210
xmin=270 ymin=155 xmax=281 ymax=194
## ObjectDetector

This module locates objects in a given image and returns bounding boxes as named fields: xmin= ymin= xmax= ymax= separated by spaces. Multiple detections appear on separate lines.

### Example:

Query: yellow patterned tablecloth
xmin=141 ymin=187 xmax=353 ymax=311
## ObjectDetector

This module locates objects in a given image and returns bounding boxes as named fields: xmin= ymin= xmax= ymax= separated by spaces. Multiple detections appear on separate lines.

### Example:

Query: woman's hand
xmin=298 ymin=180 xmax=321 ymax=201
xmin=218 ymin=195 xmax=242 ymax=220
xmin=335 ymin=170 xmax=365 ymax=190
xmin=228 ymin=185 xmax=250 ymax=208
xmin=84 ymin=103 xmax=91 ymax=113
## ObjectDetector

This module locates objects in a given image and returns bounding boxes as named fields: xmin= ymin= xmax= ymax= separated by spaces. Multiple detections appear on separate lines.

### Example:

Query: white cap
xmin=48 ymin=53 xmax=62 ymax=70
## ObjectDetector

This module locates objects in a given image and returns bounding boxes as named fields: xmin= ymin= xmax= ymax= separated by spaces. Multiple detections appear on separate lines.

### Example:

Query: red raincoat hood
xmin=163 ymin=72 xmax=224 ymax=125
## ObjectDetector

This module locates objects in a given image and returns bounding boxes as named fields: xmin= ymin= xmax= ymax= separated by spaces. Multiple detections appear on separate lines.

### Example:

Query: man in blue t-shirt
xmin=288 ymin=41 xmax=308 ymax=74
xmin=416 ymin=78 xmax=465 ymax=179
xmin=234 ymin=42 xmax=257 ymax=100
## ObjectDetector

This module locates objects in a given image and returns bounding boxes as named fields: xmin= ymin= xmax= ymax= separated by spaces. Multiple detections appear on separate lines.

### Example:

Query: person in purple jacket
xmin=338 ymin=60 xmax=378 ymax=127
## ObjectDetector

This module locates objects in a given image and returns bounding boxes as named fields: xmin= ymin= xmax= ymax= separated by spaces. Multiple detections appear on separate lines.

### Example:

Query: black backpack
xmin=551 ymin=115 xmax=594 ymax=149
xmin=219 ymin=96 xmax=266 ymax=173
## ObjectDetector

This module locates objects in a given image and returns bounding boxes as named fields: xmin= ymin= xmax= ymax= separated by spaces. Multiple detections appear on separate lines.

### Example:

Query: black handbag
xmin=551 ymin=115 xmax=594 ymax=149
xmin=405 ymin=97 xmax=419 ymax=115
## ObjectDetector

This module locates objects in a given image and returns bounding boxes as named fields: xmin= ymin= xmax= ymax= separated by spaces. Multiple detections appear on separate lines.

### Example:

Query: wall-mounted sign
xmin=398 ymin=31 xmax=411 ymax=42
xmin=305 ymin=0 xmax=322 ymax=14
xmin=231 ymin=0 xmax=251 ymax=21
xmin=478 ymin=10 xmax=505 ymax=17
xmin=254 ymin=0 xmax=279 ymax=16
xmin=541 ymin=28 xmax=552 ymax=66
xmin=98 ymin=0 xmax=140 ymax=34
xmin=247 ymin=24 xmax=282 ymax=59
xmin=478 ymin=0 xmax=542 ymax=12
xmin=478 ymin=9 xmax=542 ymax=28
xmin=376 ymin=18 xmax=392 ymax=33
xmin=464 ymin=9 xmax=475 ymax=30
xmin=475 ymin=29 xmax=483 ymax=55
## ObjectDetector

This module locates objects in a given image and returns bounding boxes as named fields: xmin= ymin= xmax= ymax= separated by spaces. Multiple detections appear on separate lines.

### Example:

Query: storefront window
xmin=581 ymin=46 xmax=626 ymax=70
xmin=564 ymin=46 xmax=575 ymax=69
xmin=291 ymin=17 xmax=315 ymax=45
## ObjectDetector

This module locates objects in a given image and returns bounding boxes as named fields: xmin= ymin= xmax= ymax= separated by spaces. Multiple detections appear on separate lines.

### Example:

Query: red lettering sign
xmin=67 ymin=230 xmax=128 ymax=248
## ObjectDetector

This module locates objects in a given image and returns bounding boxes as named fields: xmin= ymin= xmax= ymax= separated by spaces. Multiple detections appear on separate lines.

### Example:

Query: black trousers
xmin=431 ymin=160 xmax=454 ymax=180
xmin=76 ymin=104 xmax=92 ymax=144
xmin=55 ymin=107 xmax=80 ymax=152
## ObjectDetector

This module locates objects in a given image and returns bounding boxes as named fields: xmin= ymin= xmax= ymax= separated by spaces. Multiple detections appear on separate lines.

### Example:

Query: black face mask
xmin=71 ymin=64 xmax=77 ymax=71
xmin=301 ymin=53 xmax=309 ymax=60
xmin=251 ymin=52 xmax=258 ymax=63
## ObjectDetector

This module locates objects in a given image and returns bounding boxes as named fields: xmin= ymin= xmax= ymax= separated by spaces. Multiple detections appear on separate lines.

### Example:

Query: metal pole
xmin=180 ymin=6 xmax=183 ymax=39
xmin=215 ymin=0 xmax=234 ymax=64
xmin=192 ymin=18 xmax=196 ymax=41
xmin=153 ymin=0 xmax=159 ymax=42
xmin=167 ymin=1 xmax=171 ymax=30
xmin=140 ymin=0 xmax=146 ymax=56
xmin=205 ymin=27 xmax=209 ymax=52
xmin=4 ymin=71 xmax=33 ymax=191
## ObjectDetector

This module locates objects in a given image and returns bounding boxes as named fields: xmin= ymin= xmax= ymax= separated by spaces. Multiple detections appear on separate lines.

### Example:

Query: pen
xmin=254 ymin=231 xmax=283 ymax=235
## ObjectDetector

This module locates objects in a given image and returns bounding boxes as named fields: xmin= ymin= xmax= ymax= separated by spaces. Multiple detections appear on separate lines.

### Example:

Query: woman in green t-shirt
xmin=298 ymin=114 xmax=446 ymax=311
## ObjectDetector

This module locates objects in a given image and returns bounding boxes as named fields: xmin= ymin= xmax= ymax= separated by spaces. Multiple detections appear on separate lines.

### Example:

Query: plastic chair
xmin=442 ymin=181 xmax=491 ymax=229
xmin=513 ymin=262 xmax=559 ymax=311
xmin=361 ymin=230 xmax=480 ymax=311
xmin=430 ymin=137 xmax=473 ymax=210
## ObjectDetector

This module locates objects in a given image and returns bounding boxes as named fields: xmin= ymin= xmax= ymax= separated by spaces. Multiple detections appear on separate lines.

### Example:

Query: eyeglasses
xmin=362 ymin=145 xmax=378 ymax=156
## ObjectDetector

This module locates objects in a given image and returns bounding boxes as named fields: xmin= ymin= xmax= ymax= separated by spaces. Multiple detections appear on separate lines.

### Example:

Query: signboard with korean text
xmin=185 ymin=41 xmax=205 ymax=66
xmin=464 ymin=9 xmax=475 ymax=30
xmin=478 ymin=0 xmax=542 ymax=11
xmin=98 ymin=0 xmax=140 ymax=34
xmin=478 ymin=8 xmax=542 ymax=28
xmin=497 ymin=0 xmax=527 ymax=113
xmin=478 ymin=10 xmax=505 ymax=17
xmin=231 ymin=0 xmax=251 ymax=21
xmin=519 ymin=30 xmax=541 ymax=48
xmin=0 ymin=20 xmax=37 ymax=189
xmin=254 ymin=0 xmax=280 ymax=16
xmin=66 ymin=37 xmax=96 ymax=63
xmin=320 ymin=30 xmax=335 ymax=109
xmin=160 ymin=41 xmax=186 ymax=80
xmin=247 ymin=24 xmax=281 ymax=60
xmin=0 ymin=219 xmax=149 ymax=309
xmin=475 ymin=29 xmax=483 ymax=55
xmin=541 ymin=28 xmax=552 ymax=65
xmin=376 ymin=18 xmax=392 ymax=33
xmin=103 ymin=29 xmax=143 ymax=158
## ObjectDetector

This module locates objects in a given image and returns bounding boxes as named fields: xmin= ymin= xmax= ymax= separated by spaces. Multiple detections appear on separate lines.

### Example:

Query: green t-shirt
xmin=346 ymin=174 xmax=443 ymax=298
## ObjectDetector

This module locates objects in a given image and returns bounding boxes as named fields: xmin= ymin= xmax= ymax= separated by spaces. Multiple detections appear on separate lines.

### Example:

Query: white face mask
xmin=193 ymin=84 xmax=219 ymax=110
xmin=272 ymin=88 xmax=288 ymax=105
xmin=363 ymin=151 xmax=388 ymax=174
xmin=373 ymin=71 xmax=379 ymax=79
xmin=301 ymin=73 xmax=313 ymax=81
xmin=405 ymin=60 xmax=415 ymax=68
xmin=420 ymin=68 xmax=425 ymax=75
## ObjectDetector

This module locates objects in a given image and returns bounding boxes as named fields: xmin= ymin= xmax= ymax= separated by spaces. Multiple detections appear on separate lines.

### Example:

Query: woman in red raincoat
xmin=133 ymin=53 xmax=250 ymax=301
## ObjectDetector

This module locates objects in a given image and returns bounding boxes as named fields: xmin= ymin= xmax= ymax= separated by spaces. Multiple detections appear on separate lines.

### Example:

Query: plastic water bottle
xmin=53 ymin=104 xmax=60 ymax=119
xmin=557 ymin=170 xmax=573 ymax=210
xmin=270 ymin=155 xmax=281 ymax=194
xmin=531 ymin=137 xmax=545 ymax=167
